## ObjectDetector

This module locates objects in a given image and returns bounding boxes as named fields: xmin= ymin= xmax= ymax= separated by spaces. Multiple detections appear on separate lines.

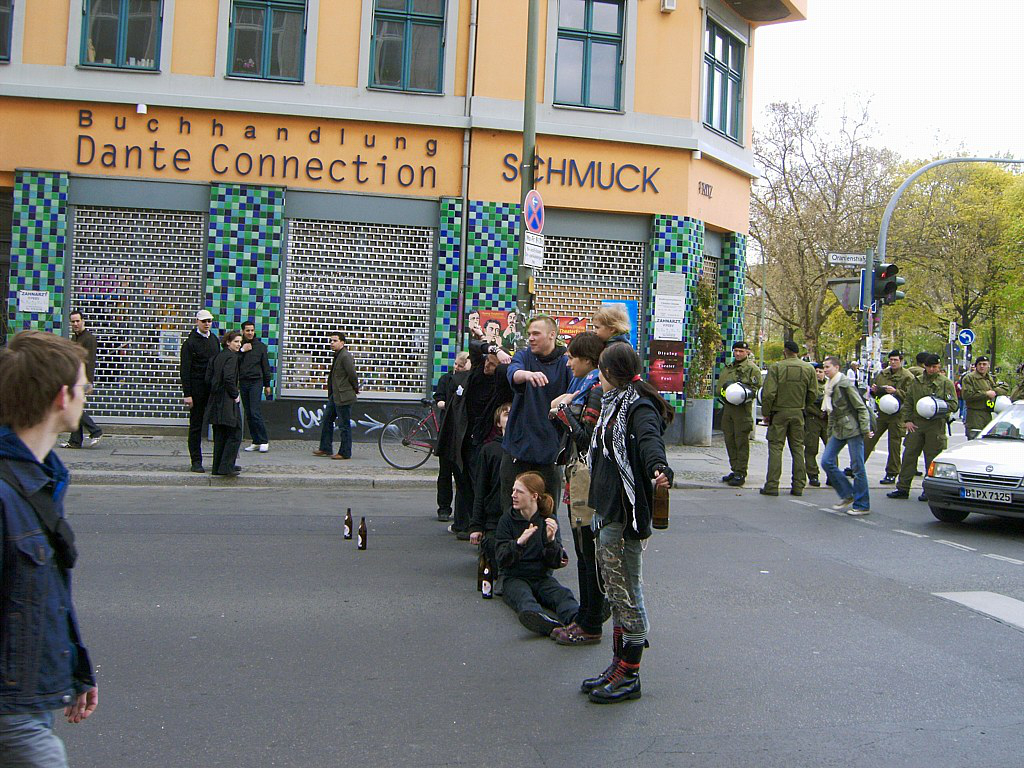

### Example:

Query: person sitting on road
xmin=494 ymin=472 xmax=579 ymax=638
xmin=470 ymin=403 xmax=512 ymax=581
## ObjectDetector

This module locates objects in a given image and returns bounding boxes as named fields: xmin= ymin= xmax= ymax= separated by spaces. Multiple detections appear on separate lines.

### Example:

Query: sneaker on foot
xmin=846 ymin=507 xmax=871 ymax=516
xmin=244 ymin=444 xmax=258 ymax=452
xmin=88 ymin=433 xmax=103 ymax=446
xmin=258 ymin=443 xmax=269 ymax=453
xmin=832 ymin=497 xmax=854 ymax=511
xmin=61 ymin=441 xmax=82 ymax=449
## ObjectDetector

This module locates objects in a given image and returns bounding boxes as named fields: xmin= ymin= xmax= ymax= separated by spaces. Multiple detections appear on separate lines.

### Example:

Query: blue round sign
xmin=958 ymin=328 xmax=975 ymax=346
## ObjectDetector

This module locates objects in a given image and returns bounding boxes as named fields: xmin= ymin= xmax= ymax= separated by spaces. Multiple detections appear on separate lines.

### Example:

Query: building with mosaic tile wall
xmin=0 ymin=0 xmax=804 ymax=435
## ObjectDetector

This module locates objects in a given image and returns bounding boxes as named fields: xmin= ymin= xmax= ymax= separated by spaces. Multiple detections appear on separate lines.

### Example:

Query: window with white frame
xmin=703 ymin=18 xmax=744 ymax=142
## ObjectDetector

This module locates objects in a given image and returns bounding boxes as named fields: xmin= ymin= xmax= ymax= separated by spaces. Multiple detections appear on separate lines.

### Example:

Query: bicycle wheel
xmin=379 ymin=415 xmax=436 ymax=470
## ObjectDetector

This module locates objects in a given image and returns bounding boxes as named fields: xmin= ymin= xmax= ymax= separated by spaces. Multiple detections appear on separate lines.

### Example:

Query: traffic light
xmin=873 ymin=263 xmax=906 ymax=305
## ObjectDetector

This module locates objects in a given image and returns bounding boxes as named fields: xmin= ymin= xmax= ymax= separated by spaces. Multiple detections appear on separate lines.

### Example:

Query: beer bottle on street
xmin=476 ymin=552 xmax=485 ymax=592
xmin=652 ymin=482 xmax=670 ymax=530
xmin=357 ymin=517 xmax=367 ymax=550
xmin=344 ymin=508 xmax=353 ymax=540
xmin=481 ymin=558 xmax=493 ymax=599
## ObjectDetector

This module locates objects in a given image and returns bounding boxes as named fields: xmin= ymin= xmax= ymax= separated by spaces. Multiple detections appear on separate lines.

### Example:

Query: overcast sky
xmin=753 ymin=0 xmax=1024 ymax=161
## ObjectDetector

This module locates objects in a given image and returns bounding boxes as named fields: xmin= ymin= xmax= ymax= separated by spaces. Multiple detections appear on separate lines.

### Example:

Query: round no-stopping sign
xmin=523 ymin=189 xmax=545 ymax=234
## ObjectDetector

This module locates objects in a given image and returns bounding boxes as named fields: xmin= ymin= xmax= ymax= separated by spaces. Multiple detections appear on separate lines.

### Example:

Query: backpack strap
xmin=0 ymin=462 xmax=77 ymax=576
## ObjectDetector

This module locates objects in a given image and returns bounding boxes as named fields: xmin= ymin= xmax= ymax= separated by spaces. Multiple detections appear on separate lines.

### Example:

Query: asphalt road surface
xmin=58 ymin=485 xmax=1024 ymax=767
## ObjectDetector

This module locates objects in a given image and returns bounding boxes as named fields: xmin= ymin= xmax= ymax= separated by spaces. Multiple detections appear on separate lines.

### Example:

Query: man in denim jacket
xmin=0 ymin=330 xmax=98 ymax=766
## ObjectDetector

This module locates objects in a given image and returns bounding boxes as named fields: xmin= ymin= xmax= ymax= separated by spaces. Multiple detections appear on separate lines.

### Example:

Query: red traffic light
xmin=876 ymin=263 xmax=899 ymax=280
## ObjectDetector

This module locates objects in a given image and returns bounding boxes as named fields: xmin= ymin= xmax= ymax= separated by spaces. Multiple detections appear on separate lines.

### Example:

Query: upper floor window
xmin=554 ymin=0 xmax=623 ymax=111
xmin=370 ymin=0 xmax=445 ymax=93
xmin=704 ymin=19 xmax=744 ymax=143
xmin=228 ymin=0 xmax=306 ymax=82
xmin=0 ymin=0 xmax=12 ymax=63
xmin=81 ymin=0 xmax=162 ymax=70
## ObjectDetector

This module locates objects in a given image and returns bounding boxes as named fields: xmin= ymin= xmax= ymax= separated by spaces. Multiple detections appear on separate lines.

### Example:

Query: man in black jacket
xmin=65 ymin=310 xmax=103 ymax=448
xmin=180 ymin=309 xmax=221 ymax=472
xmin=433 ymin=351 xmax=470 ymax=521
xmin=239 ymin=321 xmax=273 ymax=453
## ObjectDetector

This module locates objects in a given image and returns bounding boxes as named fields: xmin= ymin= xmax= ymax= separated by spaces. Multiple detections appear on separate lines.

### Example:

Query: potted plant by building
xmin=682 ymin=280 xmax=723 ymax=446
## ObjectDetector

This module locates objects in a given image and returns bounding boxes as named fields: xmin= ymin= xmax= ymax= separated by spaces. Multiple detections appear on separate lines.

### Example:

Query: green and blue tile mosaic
xmin=434 ymin=198 xmax=463 ymax=384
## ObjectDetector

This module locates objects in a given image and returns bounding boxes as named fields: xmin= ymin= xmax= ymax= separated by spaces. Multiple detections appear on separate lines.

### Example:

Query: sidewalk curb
xmin=70 ymin=470 xmax=437 ymax=489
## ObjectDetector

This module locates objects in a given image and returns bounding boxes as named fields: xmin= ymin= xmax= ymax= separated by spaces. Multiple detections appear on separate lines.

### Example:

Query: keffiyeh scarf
xmin=588 ymin=384 xmax=641 ymax=513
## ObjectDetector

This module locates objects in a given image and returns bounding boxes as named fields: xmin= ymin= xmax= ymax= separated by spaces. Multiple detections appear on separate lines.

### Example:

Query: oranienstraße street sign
xmin=828 ymin=252 xmax=867 ymax=267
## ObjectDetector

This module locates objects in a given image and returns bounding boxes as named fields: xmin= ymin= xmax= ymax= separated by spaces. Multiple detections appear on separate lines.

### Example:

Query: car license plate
xmin=960 ymin=487 xmax=1013 ymax=504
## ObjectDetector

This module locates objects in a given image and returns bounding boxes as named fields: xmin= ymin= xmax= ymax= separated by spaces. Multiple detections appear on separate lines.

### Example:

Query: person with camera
xmin=493 ymin=472 xmax=579 ymax=638
xmin=0 ymin=331 xmax=98 ymax=766
xmin=581 ymin=343 xmax=673 ymax=704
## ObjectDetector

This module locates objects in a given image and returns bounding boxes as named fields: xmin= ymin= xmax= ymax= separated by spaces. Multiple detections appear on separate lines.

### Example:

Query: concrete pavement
xmin=57 ymin=423 xmax=967 ymax=490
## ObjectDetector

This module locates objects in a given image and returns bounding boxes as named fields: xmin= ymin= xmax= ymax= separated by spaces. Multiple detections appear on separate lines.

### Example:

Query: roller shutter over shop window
xmin=281 ymin=219 xmax=435 ymax=399
xmin=533 ymin=235 xmax=646 ymax=326
xmin=69 ymin=207 xmax=206 ymax=423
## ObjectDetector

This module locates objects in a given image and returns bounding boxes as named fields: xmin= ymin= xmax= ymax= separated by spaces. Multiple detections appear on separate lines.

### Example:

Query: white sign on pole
xmin=655 ymin=272 xmax=687 ymax=296
xmin=17 ymin=290 xmax=49 ymax=313
xmin=828 ymin=252 xmax=867 ymax=267
xmin=948 ymin=321 xmax=957 ymax=343
xmin=523 ymin=231 xmax=544 ymax=269
xmin=653 ymin=294 xmax=686 ymax=341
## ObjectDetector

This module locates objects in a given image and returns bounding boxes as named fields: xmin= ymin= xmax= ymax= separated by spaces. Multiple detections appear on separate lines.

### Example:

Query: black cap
xmin=732 ymin=340 xmax=750 ymax=350
xmin=887 ymin=349 xmax=902 ymax=359
xmin=923 ymin=353 xmax=941 ymax=366
xmin=783 ymin=340 xmax=799 ymax=354
xmin=975 ymin=355 xmax=990 ymax=363
xmin=916 ymin=352 xmax=929 ymax=364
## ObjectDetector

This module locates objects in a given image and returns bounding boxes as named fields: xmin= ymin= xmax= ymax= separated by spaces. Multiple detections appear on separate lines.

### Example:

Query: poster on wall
xmin=467 ymin=308 xmax=523 ymax=351
xmin=554 ymin=316 xmax=588 ymax=344
xmin=648 ymin=340 xmax=686 ymax=393
xmin=17 ymin=290 xmax=50 ymax=313
xmin=600 ymin=300 xmax=639 ymax=349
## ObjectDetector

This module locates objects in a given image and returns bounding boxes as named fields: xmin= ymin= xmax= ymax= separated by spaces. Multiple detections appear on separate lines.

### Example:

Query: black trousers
xmin=570 ymin=522 xmax=605 ymax=634
xmin=436 ymin=455 xmax=455 ymax=514
xmin=451 ymin=443 xmax=480 ymax=533
xmin=69 ymin=412 xmax=101 ymax=446
xmin=187 ymin=384 xmax=212 ymax=466
xmin=499 ymin=454 xmax=560 ymax=518
xmin=502 ymin=574 xmax=579 ymax=625
xmin=212 ymin=421 xmax=243 ymax=475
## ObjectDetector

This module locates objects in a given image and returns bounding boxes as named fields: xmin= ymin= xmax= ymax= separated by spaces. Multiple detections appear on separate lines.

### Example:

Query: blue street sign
xmin=958 ymin=328 xmax=975 ymax=346
xmin=523 ymin=189 xmax=545 ymax=234
xmin=858 ymin=268 xmax=876 ymax=312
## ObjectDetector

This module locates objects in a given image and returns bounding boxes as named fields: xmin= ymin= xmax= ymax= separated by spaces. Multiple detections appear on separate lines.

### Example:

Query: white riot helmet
xmin=878 ymin=394 xmax=901 ymax=415
xmin=993 ymin=395 xmax=1012 ymax=413
xmin=724 ymin=383 xmax=755 ymax=405
xmin=915 ymin=395 xmax=950 ymax=420
xmin=756 ymin=387 xmax=763 ymax=405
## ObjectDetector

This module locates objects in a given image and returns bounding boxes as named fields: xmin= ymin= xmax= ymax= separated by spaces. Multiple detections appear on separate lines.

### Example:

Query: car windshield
xmin=980 ymin=404 xmax=1024 ymax=440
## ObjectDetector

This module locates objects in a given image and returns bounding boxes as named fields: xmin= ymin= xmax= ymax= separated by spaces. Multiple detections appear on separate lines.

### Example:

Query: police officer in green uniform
xmin=960 ymin=356 xmax=1008 ymax=439
xmin=887 ymin=353 xmax=958 ymax=502
xmin=760 ymin=340 xmax=816 ymax=496
xmin=804 ymin=363 xmax=828 ymax=487
xmin=717 ymin=340 xmax=762 ymax=487
xmin=907 ymin=351 xmax=928 ymax=378
xmin=1012 ymin=377 xmax=1024 ymax=403
xmin=863 ymin=349 xmax=915 ymax=483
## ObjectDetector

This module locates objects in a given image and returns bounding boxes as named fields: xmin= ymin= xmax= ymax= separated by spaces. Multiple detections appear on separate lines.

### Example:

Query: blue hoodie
xmin=0 ymin=426 xmax=95 ymax=714
xmin=504 ymin=346 xmax=571 ymax=464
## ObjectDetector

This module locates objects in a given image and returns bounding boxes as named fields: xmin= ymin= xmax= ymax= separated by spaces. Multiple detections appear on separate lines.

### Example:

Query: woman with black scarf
xmin=206 ymin=330 xmax=243 ymax=476
xmin=582 ymin=342 xmax=674 ymax=704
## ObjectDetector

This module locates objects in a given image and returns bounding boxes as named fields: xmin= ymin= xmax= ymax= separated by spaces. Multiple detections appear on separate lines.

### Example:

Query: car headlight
xmin=929 ymin=462 xmax=959 ymax=480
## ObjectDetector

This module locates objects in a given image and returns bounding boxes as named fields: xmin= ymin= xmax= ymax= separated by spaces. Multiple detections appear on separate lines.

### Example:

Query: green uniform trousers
xmin=765 ymin=408 xmax=806 ymax=492
xmin=803 ymin=415 xmax=827 ymax=482
xmin=863 ymin=412 xmax=905 ymax=476
xmin=722 ymin=404 xmax=754 ymax=476
xmin=896 ymin=424 xmax=947 ymax=492
xmin=965 ymin=407 xmax=994 ymax=437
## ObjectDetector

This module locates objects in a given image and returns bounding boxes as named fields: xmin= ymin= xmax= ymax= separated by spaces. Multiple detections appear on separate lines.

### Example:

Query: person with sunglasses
xmin=180 ymin=309 xmax=221 ymax=473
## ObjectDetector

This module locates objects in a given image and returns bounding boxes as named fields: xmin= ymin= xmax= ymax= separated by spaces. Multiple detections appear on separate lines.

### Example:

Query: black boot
xmin=589 ymin=642 xmax=642 ymax=704
xmin=581 ymin=626 xmax=621 ymax=693
xmin=727 ymin=474 xmax=745 ymax=487
xmin=721 ymin=472 xmax=735 ymax=483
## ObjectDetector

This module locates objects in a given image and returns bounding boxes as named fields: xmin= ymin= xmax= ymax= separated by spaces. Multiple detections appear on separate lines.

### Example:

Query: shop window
xmin=0 ymin=0 xmax=12 ymax=63
xmin=703 ymin=19 xmax=744 ymax=143
xmin=228 ymin=0 xmax=306 ymax=82
xmin=369 ymin=0 xmax=445 ymax=93
xmin=81 ymin=0 xmax=162 ymax=70
xmin=554 ymin=0 xmax=623 ymax=111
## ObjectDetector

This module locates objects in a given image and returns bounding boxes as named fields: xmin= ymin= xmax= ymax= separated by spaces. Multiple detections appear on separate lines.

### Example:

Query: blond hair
xmin=592 ymin=305 xmax=631 ymax=337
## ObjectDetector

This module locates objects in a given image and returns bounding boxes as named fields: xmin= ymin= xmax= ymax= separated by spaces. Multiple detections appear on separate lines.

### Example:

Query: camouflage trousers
xmin=597 ymin=521 xmax=648 ymax=643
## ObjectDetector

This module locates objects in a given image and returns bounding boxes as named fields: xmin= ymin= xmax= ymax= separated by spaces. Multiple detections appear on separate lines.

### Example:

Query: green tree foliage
xmin=686 ymin=280 xmax=723 ymax=399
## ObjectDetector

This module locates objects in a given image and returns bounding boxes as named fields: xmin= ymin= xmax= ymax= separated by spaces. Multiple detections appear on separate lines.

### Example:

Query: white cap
xmin=196 ymin=309 xmax=214 ymax=321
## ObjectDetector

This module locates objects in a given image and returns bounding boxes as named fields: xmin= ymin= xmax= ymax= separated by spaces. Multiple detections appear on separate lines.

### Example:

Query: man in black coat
xmin=65 ymin=310 xmax=103 ymax=448
xmin=180 ymin=309 xmax=222 ymax=473
xmin=239 ymin=321 xmax=273 ymax=453
xmin=433 ymin=351 xmax=470 ymax=521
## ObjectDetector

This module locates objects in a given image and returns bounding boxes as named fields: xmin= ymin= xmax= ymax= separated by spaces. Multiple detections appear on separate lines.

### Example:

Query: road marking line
xmin=984 ymin=554 xmax=1024 ymax=565
xmin=933 ymin=591 xmax=1024 ymax=631
xmin=818 ymin=507 xmax=835 ymax=513
xmin=854 ymin=518 xmax=878 ymax=526
xmin=934 ymin=539 xmax=977 ymax=552
xmin=894 ymin=529 xmax=929 ymax=538
xmin=790 ymin=500 xmax=817 ymax=508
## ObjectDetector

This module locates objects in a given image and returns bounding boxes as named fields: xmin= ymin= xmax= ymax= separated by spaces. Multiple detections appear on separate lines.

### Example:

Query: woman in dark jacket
xmin=581 ymin=342 xmax=673 ymax=704
xmin=206 ymin=330 xmax=243 ymax=476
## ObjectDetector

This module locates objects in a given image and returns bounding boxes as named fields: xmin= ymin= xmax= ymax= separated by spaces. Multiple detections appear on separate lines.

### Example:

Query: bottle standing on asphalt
xmin=357 ymin=517 xmax=367 ymax=550
xmin=344 ymin=508 xmax=353 ymax=540
xmin=481 ymin=560 xmax=493 ymax=599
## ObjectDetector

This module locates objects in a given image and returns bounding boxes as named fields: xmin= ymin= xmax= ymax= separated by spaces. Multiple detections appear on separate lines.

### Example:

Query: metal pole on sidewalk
xmin=516 ymin=0 xmax=540 ymax=325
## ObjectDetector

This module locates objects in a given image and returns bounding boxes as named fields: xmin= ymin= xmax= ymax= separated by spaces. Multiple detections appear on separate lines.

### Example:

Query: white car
xmin=922 ymin=403 xmax=1024 ymax=523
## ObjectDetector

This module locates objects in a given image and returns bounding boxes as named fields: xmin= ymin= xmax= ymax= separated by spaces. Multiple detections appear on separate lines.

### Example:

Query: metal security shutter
xmin=70 ymin=207 xmax=206 ymax=423
xmin=534 ymin=235 xmax=646 ymax=321
xmin=282 ymin=219 xmax=434 ymax=399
